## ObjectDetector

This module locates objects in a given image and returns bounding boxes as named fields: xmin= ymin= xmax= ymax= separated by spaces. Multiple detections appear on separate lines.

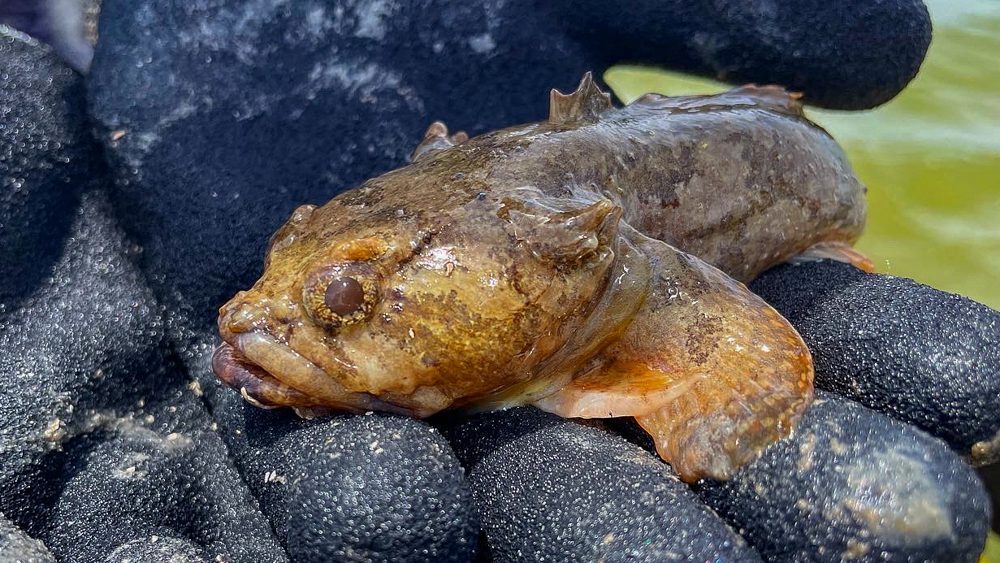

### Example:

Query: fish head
xmin=215 ymin=173 xmax=628 ymax=416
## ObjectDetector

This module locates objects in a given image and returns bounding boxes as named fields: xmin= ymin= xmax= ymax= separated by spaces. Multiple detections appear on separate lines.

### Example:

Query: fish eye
xmin=324 ymin=276 xmax=366 ymax=316
xmin=303 ymin=264 xmax=379 ymax=329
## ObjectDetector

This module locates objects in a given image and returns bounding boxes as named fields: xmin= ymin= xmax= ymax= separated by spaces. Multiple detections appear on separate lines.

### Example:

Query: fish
xmin=213 ymin=73 xmax=869 ymax=482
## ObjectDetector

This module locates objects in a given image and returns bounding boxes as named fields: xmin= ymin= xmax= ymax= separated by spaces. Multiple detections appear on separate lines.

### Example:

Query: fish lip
xmin=214 ymin=329 xmax=416 ymax=416
xmin=234 ymin=331 xmax=320 ymax=380
xmin=212 ymin=341 xmax=315 ymax=409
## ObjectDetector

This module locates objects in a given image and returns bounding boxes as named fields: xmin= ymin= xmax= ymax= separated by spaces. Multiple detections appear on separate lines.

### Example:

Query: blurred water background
xmin=606 ymin=0 xmax=1000 ymax=309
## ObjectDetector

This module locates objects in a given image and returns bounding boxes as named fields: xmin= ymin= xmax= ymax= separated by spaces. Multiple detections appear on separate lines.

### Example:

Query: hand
xmin=2 ymin=1 xmax=995 ymax=562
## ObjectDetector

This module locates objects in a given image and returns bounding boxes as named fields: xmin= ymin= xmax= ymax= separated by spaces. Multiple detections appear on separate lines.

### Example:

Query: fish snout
xmin=217 ymin=292 xmax=295 ymax=344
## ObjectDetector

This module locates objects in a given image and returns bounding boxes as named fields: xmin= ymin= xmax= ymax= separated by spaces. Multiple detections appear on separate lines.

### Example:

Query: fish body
xmin=214 ymin=74 xmax=867 ymax=481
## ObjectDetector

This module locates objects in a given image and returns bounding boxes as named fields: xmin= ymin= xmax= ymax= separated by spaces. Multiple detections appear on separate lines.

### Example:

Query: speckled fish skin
xmin=214 ymin=74 xmax=867 ymax=482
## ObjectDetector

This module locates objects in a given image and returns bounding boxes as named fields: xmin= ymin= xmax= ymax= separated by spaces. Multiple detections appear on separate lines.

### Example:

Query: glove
xmin=0 ymin=0 xmax=96 ymax=72
xmin=3 ymin=0 xmax=995 ymax=561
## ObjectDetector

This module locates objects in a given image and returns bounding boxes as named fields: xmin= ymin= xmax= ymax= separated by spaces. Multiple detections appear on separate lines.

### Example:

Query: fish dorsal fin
xmin=630 ymin=85 xmax=805 ymax=118
xmin=548 ymin=72 xmax=613 ymax=125
xmin=409 ymin=121 xmax=469 ymax=162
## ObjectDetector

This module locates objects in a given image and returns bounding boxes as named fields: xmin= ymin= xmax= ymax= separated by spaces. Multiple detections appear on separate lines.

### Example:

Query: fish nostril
xmin=220 ymin=299 xmax=266 ymax=335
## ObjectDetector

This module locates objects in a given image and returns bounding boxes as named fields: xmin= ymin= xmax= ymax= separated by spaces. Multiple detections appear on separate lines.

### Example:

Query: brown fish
xmin=213 ymin=73 xmax=869 ymax=482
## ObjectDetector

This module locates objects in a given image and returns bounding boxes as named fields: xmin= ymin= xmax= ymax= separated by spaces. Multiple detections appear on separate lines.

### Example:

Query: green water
xmin=984 ymin=531 xmax=1000 ymax=563
xmin=605 ymin=0 xmax=1000 ymax=309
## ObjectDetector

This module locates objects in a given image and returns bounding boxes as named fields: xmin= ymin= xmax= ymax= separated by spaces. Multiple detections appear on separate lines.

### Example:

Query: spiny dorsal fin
xmin=409 ymin=121 xmax=469 ymax=162
xmin=548 ymin=72 xmax=613 ymax=125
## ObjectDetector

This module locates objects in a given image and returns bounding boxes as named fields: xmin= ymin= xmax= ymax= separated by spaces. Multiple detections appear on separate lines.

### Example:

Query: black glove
xmin=3 ymin=0 xmax=995 ymax=561
xmin=0 ymin=0 xmax=95 ymax=72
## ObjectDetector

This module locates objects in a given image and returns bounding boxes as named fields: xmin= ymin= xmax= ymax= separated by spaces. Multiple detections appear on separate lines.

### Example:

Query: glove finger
xmin=698 ymin=392 xmax=990 ymax=562
xmin=45 ymin=395 xmax=286 ymax=562
xmin=553 ymin=0 xmax=931 ymax=109
xmin=0 ymin=189 xmax=288 ymax=561
xmin=0 ymin=1 xmax=94 ymax=71
xmin=0 ymin=32 xmax=287 ymax=561
xmin=440 ymin=407 xmax=761 ymax=561
xmin=207 ymin=388 xmax=479 ymax=563
xmin=0 ymin=514 xmax=55 ymax=563
xmin=750 ymin=260 xmax=1000 ymax=465
xmin=0 ymin=26 xmax=90 ymax=314
xmin=104 ymin=537 xmax=211 ymax=563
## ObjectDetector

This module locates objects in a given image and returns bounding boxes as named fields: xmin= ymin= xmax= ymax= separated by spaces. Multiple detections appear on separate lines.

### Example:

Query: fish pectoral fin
xmin=409 ymin=121 xmax=468 ymax=162
xmin=790 ymin=240 xmax=876 ymax=272
xmin=534 ymin=231 xmax=814 ymax=483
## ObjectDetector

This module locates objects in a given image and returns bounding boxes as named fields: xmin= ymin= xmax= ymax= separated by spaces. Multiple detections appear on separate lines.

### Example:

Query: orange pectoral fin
xmin=534 ymin=230 xmax=814 ymax=482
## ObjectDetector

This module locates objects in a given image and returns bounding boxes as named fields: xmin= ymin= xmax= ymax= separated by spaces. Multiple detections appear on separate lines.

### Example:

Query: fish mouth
xmin=212 ymin=332 xmax=413 ymax=415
